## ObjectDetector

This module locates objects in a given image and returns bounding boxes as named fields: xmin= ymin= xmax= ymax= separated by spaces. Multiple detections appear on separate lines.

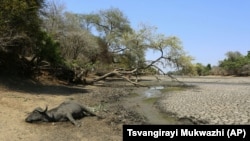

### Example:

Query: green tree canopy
xmin=219 ymin=51 xmax=250 ymax=75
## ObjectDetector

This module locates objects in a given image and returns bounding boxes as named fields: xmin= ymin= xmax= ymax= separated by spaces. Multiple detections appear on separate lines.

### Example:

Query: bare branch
xmin=73 ymin=68 xmax=147 ymax=87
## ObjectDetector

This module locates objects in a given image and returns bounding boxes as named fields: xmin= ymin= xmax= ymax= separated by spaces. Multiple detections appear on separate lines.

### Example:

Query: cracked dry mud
xmin=1 ymin=76 xmax=249 ymax=140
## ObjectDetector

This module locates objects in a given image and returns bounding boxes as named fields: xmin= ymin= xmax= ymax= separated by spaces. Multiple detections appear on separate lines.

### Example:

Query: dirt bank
xmin=0 ymin=76 xmax=148 ymax=141
xmin=0 ymin=75 xmax=197 ymax=141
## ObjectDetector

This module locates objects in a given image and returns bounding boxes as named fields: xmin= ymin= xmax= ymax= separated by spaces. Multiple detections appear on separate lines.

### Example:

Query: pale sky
xmin=58 ymin=0 xmax=250 ymax=66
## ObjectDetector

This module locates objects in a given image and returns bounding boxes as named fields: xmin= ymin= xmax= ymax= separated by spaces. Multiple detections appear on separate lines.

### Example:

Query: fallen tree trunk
xmin=69 ymin=67 xmax=146 ymax=86
xmin=70 ymin=66 xmax=185 ymax=87
xmin=88 ymin=68 xmax=147 ymax=87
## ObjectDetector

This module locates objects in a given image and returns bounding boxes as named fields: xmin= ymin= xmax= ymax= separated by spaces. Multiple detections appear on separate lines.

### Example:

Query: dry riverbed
xmin=0 ymin=75 xmax=249 ymax=140
xmin=158 ymin=76 xmax=250 ymax=124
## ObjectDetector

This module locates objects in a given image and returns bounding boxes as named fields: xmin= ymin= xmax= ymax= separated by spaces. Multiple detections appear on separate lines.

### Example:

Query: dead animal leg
xmin=66 ymin=114 xmax=81 ymax=127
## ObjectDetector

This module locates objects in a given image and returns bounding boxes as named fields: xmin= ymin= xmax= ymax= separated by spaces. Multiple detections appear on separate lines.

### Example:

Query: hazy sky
xmin=59 ymin=0 xmax=250 ymax=66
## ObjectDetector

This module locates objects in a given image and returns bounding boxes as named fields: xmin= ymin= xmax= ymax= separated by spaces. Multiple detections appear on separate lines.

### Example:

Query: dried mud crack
xmin=3 ymin=76 xmax=246 ymax=140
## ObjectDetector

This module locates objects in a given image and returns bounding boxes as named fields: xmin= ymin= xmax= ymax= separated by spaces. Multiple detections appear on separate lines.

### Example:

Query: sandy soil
xmin=2 ymin=75 xmax=246 ymax=140
xmin=0 ymin=76 xmax=146 ymax=141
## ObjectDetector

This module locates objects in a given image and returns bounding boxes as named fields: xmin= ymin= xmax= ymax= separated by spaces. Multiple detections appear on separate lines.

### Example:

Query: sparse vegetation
xmin=0 ymin=0 xmax=193 ymax=86
xmin=171 ymin=51 xmax=250 ymax=76
xmin=0 ymin=0 xmax=249 ymax=140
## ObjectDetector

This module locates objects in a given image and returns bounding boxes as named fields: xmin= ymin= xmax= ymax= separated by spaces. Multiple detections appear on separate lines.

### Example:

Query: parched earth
xmin=158 ymin=76 xmax=250 ymax=124
xmin=0 ymin=76 xmax=146 ymax=141
xmin=2 ymin=75 xmax=249 ymax=140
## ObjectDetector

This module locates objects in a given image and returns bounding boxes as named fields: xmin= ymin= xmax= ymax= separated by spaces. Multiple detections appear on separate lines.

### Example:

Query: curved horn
xmin=43 ymin=105 xmax=48 ymax=113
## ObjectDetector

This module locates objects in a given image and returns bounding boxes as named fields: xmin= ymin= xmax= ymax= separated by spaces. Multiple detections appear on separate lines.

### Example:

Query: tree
xmin=0 ymin=0 xmax=54 ymax=75
xmin=195 ymin=63 xmax=205 ymax=76
xmin=0 ymin=0 xmax=45 ymax=54
xmin=173 ymin=54 xmax=196 ymax=76
xmin=247 ymin=51 xmax=250 ymax=58
xmin=83 ymin=8 xmax=132 ymax=53
xmin=41 ymin=0 xmax=66 ymax=39
xmin=40 ymin=5 xmax=193 ymax=85
xmin=82 ymin=24 xmax=193 ymax=85
xmin=210 ymin=66 xmax=227 ymax=75
xmin=219 ymin=51 xmax=250 ymax=76
xmin=189 ymin=63 xmax=211 ymax=76
xmin=59 ymin=30 xmax=100 ymax=78
xmin=41 ymin=2 xmax=100 ymax=80
xmin=75 ymin=8 xmax=145 ymax=76
xmin=225 ymin=51 xmax=242 ymax=61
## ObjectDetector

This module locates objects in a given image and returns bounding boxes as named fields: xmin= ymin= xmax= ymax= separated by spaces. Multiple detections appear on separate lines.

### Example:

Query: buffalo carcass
xmin=25 ymin=101 xmax=101 ymax=126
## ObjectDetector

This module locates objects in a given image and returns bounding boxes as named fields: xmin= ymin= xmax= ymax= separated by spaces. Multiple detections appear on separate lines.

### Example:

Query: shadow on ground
xmin=0 ymin=76 xmax=88 ymax=95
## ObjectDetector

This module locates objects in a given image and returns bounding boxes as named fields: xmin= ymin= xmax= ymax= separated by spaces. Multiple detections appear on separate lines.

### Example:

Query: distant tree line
xmin=215 ymin=51 xmax=250 ymax=76
xmin=170 ymin=51 xmax=250 ymax=76
xmin=0 ymin=0 xmax=193 ymax=84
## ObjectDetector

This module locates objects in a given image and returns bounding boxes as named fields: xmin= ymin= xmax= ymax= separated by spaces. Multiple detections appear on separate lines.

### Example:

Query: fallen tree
xmin=86 ymin=68 xmax=146 ymax=86
xmin=67 ymin=26 xmax=192 ymax=86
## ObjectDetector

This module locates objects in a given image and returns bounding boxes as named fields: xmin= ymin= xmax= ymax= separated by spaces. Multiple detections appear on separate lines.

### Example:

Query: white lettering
xmin=127 ymin=129 xmax=133 ymax=136
xmin=181 ymin=129 xmax=225 ymax=136
xmin=126 ymin=129 xmax=178 ymax=138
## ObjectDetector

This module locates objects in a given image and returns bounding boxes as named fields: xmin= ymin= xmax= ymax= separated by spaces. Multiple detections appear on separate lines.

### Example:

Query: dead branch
xmin=91 ymin=68 xmax=147 ymax=87
xmin=151 ymin=64 xmax=186 ymax=85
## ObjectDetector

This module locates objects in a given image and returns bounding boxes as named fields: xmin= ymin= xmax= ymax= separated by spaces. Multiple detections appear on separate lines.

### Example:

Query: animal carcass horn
xmin=43 ymin=105 xmax=48 ymax=113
